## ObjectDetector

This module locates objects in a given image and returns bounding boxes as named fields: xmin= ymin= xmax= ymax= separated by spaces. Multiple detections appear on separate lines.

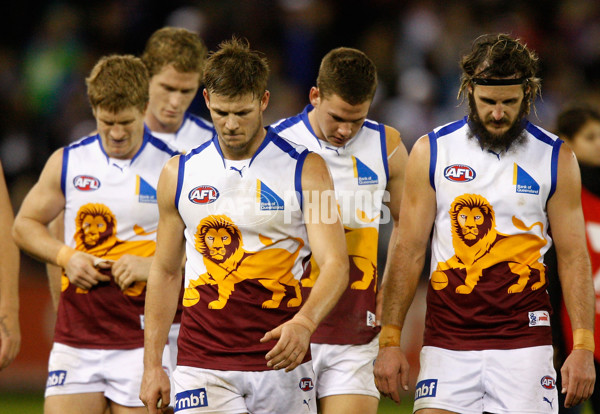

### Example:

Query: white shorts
xmin=413 ymin=345 xmax=558 ymax=414
xmin=45 ymin=342 xmax=172 ymax=407
xmin=310 ymin=335 xmax=379 ymax=399
xmin=172 ymin=362 xmax=317 ymax=413
xmin=168 ymin=323 xmax=181 ymax=372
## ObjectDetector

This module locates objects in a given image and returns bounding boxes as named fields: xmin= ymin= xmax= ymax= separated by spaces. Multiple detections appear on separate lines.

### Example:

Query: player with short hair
xmin=142 ymin=26 xmax=214 ymax=153
xmin=139 ymin=37 xmax=349 ymax=414
xmin=271 ymin=46 xmax=407 ymax=414
xmin=374 ymin=33 xmax=596 ymax=413
xmin=13 ymin=55 xmax=177 ymax=414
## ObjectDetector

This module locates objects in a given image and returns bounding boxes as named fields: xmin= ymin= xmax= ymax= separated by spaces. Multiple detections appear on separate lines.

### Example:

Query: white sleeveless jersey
xmin=57 ymin=130 xmax=178 ymax=349
xmin=425 ymin=117 xmax=562 ymax=350
xmin=149 ymin=112 xmax=214 ymax=154
xmin=271 ymin=105 xmax=388 ymax=345
xmin=175 ymin=129 xmax=313 ymax=370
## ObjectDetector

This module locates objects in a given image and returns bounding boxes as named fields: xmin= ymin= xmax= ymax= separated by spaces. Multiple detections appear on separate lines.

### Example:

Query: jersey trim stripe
xmin=176 ymin=155 xmax=186 ymax=209
xmin=428 ymin=131 xmax=438 ymax=190
xmin=377 ymin=123 xmax=390 ymax=182
xmin=294 ymin=149 xmax=309 ymax=210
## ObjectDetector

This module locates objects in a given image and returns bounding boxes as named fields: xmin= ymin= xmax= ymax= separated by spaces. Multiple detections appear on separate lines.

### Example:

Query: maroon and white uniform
xmin=175 ymin=131 xmax=312 ymax=370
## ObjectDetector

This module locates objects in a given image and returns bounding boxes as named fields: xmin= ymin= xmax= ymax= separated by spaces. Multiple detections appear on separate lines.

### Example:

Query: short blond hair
xmin=86 ymin=55 xmax=149 ymax=113
xmin=142 ymin=26 xmax=207 ymax=78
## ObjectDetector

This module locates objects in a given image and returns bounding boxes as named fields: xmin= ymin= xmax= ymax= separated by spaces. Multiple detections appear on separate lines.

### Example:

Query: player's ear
xmin=309 ymin=87 xmax=320 ymax=107
xmin=203 ymin=89 xmax=210 ymax=109
xmin=260 ymin=90 xmax=270 ymax=111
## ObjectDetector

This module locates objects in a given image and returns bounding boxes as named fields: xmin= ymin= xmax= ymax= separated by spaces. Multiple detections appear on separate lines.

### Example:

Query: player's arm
xmin=262 ymin=152 xmax=349 ymax=372
xmin=140 ymin=156 xmax=186 ymax=413
xmin=377 ymin=126 xmax=409 ymax=323
xmin=0 ymin=161 xmax=20 ymax=370
xmin=547 ymin=143 xmax=596 ymax=408
xmin=12 ymin=149 xmax=110 ymax=290
xmin=374 ymin=135 xmax=436 ymax=404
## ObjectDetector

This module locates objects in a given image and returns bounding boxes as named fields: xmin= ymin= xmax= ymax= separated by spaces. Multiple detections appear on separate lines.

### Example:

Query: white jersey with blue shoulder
xmin=425 ymin=116 xmax=561 ymax=351
xmin=174 ymin=128 xmax=314 ymax=371
xmin=149 ymin=112 xmax=214 ymax=154
xmin=271 ymin=104 xmax=388 ymax=345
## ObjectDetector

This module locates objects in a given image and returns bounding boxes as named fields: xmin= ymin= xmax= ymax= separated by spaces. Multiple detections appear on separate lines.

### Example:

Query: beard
xmin=467 ymin=93 xmax=528 ymax=153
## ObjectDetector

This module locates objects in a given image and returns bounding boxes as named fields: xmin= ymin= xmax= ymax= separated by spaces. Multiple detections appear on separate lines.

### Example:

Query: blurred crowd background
xmin=1 ymin=0 xmax=600 ymax=394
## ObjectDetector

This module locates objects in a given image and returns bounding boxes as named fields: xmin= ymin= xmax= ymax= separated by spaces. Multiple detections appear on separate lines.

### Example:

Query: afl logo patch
xmin=189 ymin=186 xmax=219 ymax=204
xmin=444 ymin=164 xmax=476 ymax=182
xmin=540 ymin=376 xmax=556 ymax=390
xmin=299 ymin=377 xmax=314 ymax=392
xmin=73 ymin=175 xmax=101 ymax=191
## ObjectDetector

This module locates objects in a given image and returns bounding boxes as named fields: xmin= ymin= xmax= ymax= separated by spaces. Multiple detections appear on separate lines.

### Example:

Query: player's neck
xmin=145 ymin=113 xmax=182 ymax=134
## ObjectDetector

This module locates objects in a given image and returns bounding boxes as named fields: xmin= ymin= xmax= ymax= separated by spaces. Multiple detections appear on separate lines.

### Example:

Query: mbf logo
xmin=175 ymin=388 xmax=208 ymax=412
xmin=46 ymin=370 xmax=67 ymax=387
xmin=73 ymin=175 xmax=100 ymax=191
xmin=415 ymin=379 xmax=438 ymax=400
xmin=444 ymin=164 xmax=476 ymax=182
xmin=299 ymin=377 xmax=314 ymax=392
xmin=541 ymin=376 xmax=556 ymax=390
xmin=189 ymin=186 xmax=219 ymax=204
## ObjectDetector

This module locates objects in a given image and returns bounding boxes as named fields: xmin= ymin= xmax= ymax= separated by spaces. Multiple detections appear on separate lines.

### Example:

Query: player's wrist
xmin=56 ymin=245 xmax=77 ymax=268
xmin=288 ymin=314 xmax=317 ymax=334
xmin=379 ymin=324 xmax=402 ymax=348
xmin=573 ymin=328 xmax=595 ymax=352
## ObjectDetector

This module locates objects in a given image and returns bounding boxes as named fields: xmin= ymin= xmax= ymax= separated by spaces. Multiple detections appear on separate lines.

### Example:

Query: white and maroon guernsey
xmin=175 ymin=130 xmax=312 ymax=370
xmin=271 ymin=105 xmax=387 ymax=345
xmin=426 ymin=117 xmax=561 ymax=350
xmin=57 ymin=130 xmax=177 ymax=349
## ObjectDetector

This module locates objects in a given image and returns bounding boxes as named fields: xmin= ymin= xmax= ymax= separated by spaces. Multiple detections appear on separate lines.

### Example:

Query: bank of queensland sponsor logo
xmin=514 ymin=163 xmax=540 ymax=195
xmin=541 ymin=375 xmax=556 ymax=390
xmin=175 ymin=388 xmax=208 ymax=412
xmin=189 ymin=185 xmax=219 ymax=204
xmin=353 ymin=156 xmax=379 ymax=185
xmin=444 ymin=164 xmax=475 ymax=182
xmin=415 ymin=379 xmax=438 ymax=400
xmin=299 ymin=377 xmax=314 ymax=392
xmin=529 ymin=310 xmax=551 ymax=327
xmin=73 ymin=175 xmax=100 ymax=191
xmin=46 ymin=370 xmax=67 ymax=388
xmin=257 ymin=179 xmax=284 ymax=211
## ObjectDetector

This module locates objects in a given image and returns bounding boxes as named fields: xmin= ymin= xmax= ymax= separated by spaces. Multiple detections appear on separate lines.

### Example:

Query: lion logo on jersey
xmin=301 ymin=225 xmax=378 ymax=292
xmin=430 ymin=194 xmax=547 ymax=294
xmin=64 ymin=202 xmax=148 ymax=296
xmin=183 ymin=214 xmax=304 ymax=309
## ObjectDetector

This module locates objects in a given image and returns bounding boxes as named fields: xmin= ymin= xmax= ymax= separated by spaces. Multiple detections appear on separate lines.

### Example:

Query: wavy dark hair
xmin=458 ymin=33 xmax=541 ymax=115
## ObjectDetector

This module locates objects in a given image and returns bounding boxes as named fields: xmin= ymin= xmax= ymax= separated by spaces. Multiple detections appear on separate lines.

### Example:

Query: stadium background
xmin=0 ymin=0 xmax=598 ymax=412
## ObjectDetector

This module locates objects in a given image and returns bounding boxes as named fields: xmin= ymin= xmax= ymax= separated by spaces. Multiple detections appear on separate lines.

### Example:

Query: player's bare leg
xmin=319 ymin=394 xmax=379 ymax=414
xmin=45 ymin=392 xmax=107 ymax=414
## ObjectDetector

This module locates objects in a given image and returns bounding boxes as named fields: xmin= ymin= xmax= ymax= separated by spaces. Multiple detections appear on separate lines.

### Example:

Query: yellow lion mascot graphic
xmin=183 ymin=214 xmax=304 ymax=309
xmin=430 ymin=194 xmax=547 ymax=294
xmin=64 ymin=202 xmax=153 ymax=296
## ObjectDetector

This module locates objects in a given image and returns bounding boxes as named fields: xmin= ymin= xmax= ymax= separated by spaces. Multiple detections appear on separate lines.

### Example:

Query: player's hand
xmin=0 ymin=309 xmax=20 ymax=370
xmin=112 ymin=254 xmax=152 ymax=290
xmin=64 ymin=252 xmax=112 ymax=290
xmin=260 ymin=320 xmax=311 ymax=372
xmin=140 ymin=365 xmax=172 ymax=414
xmin=561 ymin=349 xmax=595 ymax=408
xmin=373 ymin=346 xmax=410 ymax=404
